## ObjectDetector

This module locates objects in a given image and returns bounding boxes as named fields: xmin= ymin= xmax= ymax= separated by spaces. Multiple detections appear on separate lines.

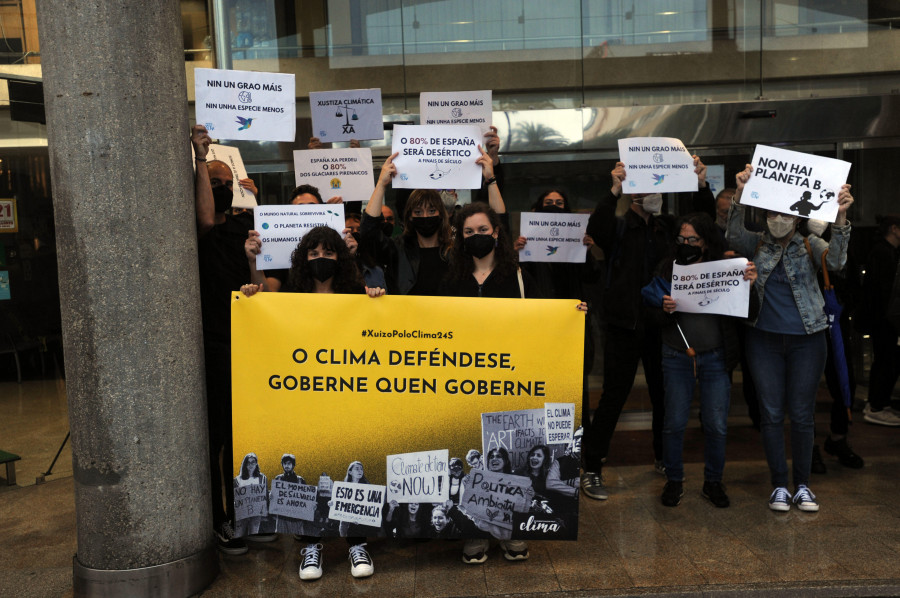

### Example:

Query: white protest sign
xmin=254 ymin=204 xmax=345 ymax=270
xmin=234 ymin=483 xmax=268 ymax=521
xmin=544 ymin=403 xmax=575 ymax=445
xmin=618 ymin=137 xmax=697 ymax=194
xmin=419 ymin=90 xmax=492 ymax=134
xmin=207 ymin=144 xmax=257 ymax=208
xmin=742 ymin=145 xmax=851 ymax=223
xmin=293 ymin=148 xmax=374 ymax=203
xmin=518 ymin=212 xmax=590 ymax=263
xmin=461 ymin=470 xmax=532 ymax=531
xmin=194 ymin=68 xmax=296 ymax=142
xmin=309 ymin=88 xmax=384 ymax=142
xmin=482 ymin=409 xmax=545 ymax=472
xmin=671 ymin=257 xmax=751 ymax=318
xmin=269 ymin=481 xmax=317 ymax=521
xmin=392 ymin=125 xmax=482 ymax=190
xmin=329 ymin=481 xmax=386 ymax=528
xmin=386 ymin=449 xmax=449 ymax=504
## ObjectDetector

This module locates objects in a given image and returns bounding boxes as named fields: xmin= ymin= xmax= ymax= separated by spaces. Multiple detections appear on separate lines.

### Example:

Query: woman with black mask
xmin=440 ymin=203 xmax=541 ymax=298
xmin=646 ymin=212 xmax=757 ymax=509
xmin=515 ymin=189 xmax=601 ymax=439
xmin=360 ymin=146 xmax=503 ymax=296
xmin=240 ymin=226 xmax=383 ymax=581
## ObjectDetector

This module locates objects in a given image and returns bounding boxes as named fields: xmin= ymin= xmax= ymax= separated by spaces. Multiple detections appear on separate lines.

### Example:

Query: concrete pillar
xmin=35 ymin=0 xmax=217 ymax=595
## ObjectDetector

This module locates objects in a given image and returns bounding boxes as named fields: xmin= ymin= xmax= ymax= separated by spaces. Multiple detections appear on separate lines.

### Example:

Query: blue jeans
xmin=661 ymin=345 xmax=731 ymax=483
xmin=745 ymin=327 xmax=827 ymax=488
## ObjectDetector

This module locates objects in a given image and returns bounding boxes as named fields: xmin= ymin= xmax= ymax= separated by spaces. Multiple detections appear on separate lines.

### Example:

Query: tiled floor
xmin=2 ymin=376 xmax=900 ymax=597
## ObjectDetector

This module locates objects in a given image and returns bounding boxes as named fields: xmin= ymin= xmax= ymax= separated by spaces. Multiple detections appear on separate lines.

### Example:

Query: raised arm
xmin=191 ymin=124 xmax=215 ymax=236
xmin=725 ymin=164 xmax=763 ymax=258
xmin=365 ymin=152 xmax=398 ymax=219
xmin=244 ymin=230 xmax=284 ymax=292
xmin=476 ymin=144 xmax=505 ymax=214
xmin=586 ymin=161 xmax=626 ymax=255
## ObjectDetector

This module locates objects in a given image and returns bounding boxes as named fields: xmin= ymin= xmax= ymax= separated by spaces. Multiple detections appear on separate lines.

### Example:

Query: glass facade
xmin=1 ymin=0 xmax=899 ymax=383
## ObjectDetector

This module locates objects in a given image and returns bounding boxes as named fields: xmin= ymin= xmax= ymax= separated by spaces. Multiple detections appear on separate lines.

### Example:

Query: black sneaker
xmin=824 ymin=436 xmax=864 ymax=469
xmin=661 ymin=481 xmax=683 ymax=507
xmin=701 ymin=481 xmax=730 ymax=508
xmin=348 ymin=543 xmax=374 ymax=578
xmin=811 ymin=445 xmax=827 ymax=474
xmin=215 ymin=521 xmax=248 ymax=556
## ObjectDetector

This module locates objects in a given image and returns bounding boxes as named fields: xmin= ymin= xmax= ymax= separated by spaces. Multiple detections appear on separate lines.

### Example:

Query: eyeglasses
xmin=676 ymin=235 xmax=702 ymax=245
xmin=543 ymin=198 xmax=565 ymax=207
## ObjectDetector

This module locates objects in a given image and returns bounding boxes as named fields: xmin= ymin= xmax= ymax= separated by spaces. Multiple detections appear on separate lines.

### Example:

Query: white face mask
xmin=767 ymin=214 xmax=797 ymax=239
xmin=636 ymin=193 xmax=663 ymax=215
xmin=439 ymin=191 xmax=457 ymax=210
xmin=807 ymin=219 xmax=828 ymax=236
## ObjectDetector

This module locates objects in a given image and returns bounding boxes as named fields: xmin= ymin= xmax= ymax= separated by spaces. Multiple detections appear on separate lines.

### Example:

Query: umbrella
xmin=821 ymin=251 xmax=852 ymax=413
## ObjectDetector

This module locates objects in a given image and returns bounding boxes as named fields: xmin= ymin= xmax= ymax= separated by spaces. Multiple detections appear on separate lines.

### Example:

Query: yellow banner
xmin=231 ymin=292 xmax=584 ymax=540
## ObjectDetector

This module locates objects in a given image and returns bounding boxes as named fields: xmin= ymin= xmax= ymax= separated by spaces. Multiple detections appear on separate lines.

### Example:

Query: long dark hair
xmin=530 ymin=188 xmax=571 ymax=213
xmin=658 ymin=212 xmax=725 ymax=279
xmin=402 ymin=189 xmax=452 ymax=255
xmin=287 ymin=226 xmax=362 ymax=293
xmin=485 ymin=447 xmax=512 ymax=474
xmin=447 ymin=203 xmax=518 ymax=282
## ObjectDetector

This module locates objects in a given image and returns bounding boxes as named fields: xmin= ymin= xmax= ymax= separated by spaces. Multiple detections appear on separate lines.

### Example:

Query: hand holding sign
xmin=618 ymin=137 xmax=698 ymax=194
xmin=739 ymin=145 xmax=851 ymax=223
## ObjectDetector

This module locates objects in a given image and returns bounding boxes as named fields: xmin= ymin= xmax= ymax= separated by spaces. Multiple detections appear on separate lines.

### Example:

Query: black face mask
xmin=308 ymin=257 xmax=338 ymax=282
xmin=411 ymin=215 xmax=442 ymax=238
xmin=381 ymin=221 xmax=394 ymax=237
xmin=351 ymin=232 xmax=362 ymax=245
xmin=675 ymin=244 xmax=704 ymax=265
xmin=463 ymin=234 xmax=496 ymax=259
xmin=212 ymin=185 xmax=233 ymax=213
xmin=540 ymin=204 xmax=565 ymax=213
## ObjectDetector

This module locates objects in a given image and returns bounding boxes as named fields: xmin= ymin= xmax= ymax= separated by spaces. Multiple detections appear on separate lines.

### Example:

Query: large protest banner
xmin=518 ymin=212 xmax=590 ymax=263
xmin=741 ymin=145 xmax=851 ymax=223
xmin=671 ymin=257 xmax=751 ymax=317
xmin=391 ymin=124 xmax=483 ymax=190
xmin=254 ymin=204 xmax=345 ymax=270
xmin=309 ymin=88 xmax=384 ymax=142
xmin=231 ymin=294 xmax=584 ymax=540
xmin=419 ymin=90 xmax=492 ymax=133
xmin=618 ymin=137 xmax=697 ymax=194
xmin=194 ymin=68 xmax=296 ymax=142
xmin=293 ymin=148 xmax=374 ymax=203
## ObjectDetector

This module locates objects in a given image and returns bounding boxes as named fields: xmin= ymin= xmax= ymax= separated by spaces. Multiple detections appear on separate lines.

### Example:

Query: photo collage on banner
xmin=230 ymin=293 xmax=584 ymax=541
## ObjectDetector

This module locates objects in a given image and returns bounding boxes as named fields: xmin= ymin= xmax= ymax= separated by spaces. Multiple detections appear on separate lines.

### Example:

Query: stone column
xmin=35 ymin=1 xmax=217 ymax=595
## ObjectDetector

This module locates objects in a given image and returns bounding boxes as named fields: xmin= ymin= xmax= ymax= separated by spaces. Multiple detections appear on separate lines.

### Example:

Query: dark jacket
xmin=360 ymin=212 xmax=447 ymax=295
xmin=587 ymin=186 xmax=714 ymax=330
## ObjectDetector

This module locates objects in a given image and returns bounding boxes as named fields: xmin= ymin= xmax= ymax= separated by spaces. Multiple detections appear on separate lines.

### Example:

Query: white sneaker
xmin=863 ymin=403 xmax=900 ymax=427
xmin=348 ymin=543 xmax=374 ymax=578
xmin=299 ymin=543 xmax=323 ymax=581
xmin=768 ymin=487 xmax=791 ymax=512
xmin=793 ymin=485 xmax=819 ymax=512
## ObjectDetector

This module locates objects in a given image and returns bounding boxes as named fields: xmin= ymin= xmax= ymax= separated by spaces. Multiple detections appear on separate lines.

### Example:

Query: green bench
xmin=0 ymin=450 xmax=20 ymax=485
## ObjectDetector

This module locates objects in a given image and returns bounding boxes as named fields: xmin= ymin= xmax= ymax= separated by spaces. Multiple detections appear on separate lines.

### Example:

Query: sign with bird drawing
xmin=618 ymin=137 xmax=698 ymax=194
xmin=194 ymin=68 xmax=296 ymax=142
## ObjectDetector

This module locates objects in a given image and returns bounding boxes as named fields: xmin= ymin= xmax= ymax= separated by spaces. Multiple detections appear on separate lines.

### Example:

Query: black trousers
xmin=205 ymin=340 xmax=235 ymax=529
xmin=583 ymin=323 xmax=664 ymax=472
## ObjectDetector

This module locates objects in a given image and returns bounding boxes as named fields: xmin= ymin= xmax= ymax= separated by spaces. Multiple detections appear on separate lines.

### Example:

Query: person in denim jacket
xmin=726 ymin=164 xmax=853 ymax=513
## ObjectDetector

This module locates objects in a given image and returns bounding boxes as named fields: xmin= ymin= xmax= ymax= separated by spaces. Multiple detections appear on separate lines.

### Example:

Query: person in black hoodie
xmin=580 ymin=156 xmax=714 ymax=501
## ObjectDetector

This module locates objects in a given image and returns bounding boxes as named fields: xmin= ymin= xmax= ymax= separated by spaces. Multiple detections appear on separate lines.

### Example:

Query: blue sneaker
xmin=768 ymin=487 xmax=791 ymax=512
xmin=793 ymin=485 xmax=819 ymax=512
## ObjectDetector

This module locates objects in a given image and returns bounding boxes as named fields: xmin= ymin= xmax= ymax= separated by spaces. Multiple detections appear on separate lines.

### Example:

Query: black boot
xmin=824 ymin=436 xmax=864 ymax=469
xmin=811 ymin=445 xmax=827 ymax=474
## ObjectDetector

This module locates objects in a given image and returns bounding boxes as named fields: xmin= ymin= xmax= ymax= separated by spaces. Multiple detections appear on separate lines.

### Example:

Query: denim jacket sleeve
xmin=725 ymin=202 xmax=763 ymax=259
